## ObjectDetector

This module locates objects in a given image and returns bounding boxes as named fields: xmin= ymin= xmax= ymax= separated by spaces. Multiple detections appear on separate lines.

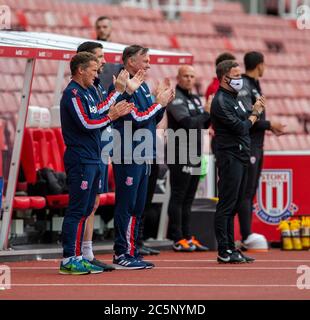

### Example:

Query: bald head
xmin=177 ymin=65 xmax=196 ymax=91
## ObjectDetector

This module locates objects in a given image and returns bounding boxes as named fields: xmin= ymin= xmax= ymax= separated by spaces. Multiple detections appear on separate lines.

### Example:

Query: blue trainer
xmin=135 ymin=255 xmax=155 ymax=269
xmin=59 ymin=257 xmax=90 ymax=275
xmin=113 ymin=254 xmax=147 ymax=270
xmin=80 ymin=258 xmax=104 ymax=274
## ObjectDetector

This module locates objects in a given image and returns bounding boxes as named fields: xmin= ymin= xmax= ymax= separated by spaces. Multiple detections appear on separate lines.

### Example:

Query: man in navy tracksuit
xmin=59 ymin=52 xmax=134 ymax=275
xmin=108 ymin=45 xmax=174 ymax=269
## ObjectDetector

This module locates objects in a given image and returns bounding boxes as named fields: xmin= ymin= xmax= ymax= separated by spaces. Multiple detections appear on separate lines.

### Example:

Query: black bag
xmin=28 ymin=168 xmax=68 ymax=196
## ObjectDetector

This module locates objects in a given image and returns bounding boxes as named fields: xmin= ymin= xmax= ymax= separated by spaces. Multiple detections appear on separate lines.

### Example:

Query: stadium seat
xmin=26 ymin=106 xmax=41 ymax=128
xmin=52 ymin=127 xmax=65 ymax=159
xmin=2 ymin=93 xmax=19 ymax=112
xmin=13 ymin=196 xmax=30 ymax=210
xmin=21 ymin=112 xmax=115 ymax=208
xmin=1 ymin=0 xmax=310 ymax=157
xmin=21 ymin=126 xmax=67 ymax=208
xmin=29 ymin=196 xmax=46 ymax=209
xmin=46 ymin=194 xmax=69 ymax=208
xmin=42 ymin=129 xmax=64 ymax=171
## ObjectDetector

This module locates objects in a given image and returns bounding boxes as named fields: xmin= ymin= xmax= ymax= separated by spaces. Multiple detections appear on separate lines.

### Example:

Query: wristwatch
xmin=251 ymin=109 xmax=261 ymax=120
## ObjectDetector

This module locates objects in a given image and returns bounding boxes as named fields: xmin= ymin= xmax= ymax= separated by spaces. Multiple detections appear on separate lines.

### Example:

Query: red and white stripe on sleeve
xmin=130 ymin=103 xmax=162 ymax=122
xmin=72 ymin=96 xmax=111 ymax=129
xmin=97 ymin=90 xmax=120 ymax=114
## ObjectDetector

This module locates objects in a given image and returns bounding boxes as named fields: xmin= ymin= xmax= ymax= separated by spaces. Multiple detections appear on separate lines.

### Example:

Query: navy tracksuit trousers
xmin=62 ymin=154 xmax=101 ymax=258
xmin=113 ymin=162 xmax=150 ymax=257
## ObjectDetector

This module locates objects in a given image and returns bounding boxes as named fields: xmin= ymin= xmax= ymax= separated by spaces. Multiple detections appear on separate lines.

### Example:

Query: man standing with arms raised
xmin=59 ymin=52 xmax=134 ymax=275
xmin=109 ymin=45 xmax=174 ymax=269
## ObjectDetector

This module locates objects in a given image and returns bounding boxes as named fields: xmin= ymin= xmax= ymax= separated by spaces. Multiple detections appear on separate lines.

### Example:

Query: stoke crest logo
xmin=125 ymin=177 xmax=133 ymax=186
xmin=80 ymin=180 xmax=88 ymax=190
xmin=254 ymin=169 xmax=298 ymax=225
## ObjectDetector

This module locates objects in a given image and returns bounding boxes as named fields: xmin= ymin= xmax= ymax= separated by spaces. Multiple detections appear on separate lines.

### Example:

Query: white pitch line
xmin=8 ymin=266 xmax=301 ymax=270
xmin=7 ymin=283 xmax=297 ymax=288
xmin=6 ymin=259 xmax=310 ymax=267
xmin=145 ymin=259 xmax=310 ymax=262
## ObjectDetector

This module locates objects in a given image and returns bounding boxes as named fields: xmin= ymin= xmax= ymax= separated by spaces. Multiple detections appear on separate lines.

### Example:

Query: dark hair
xmin=95 ymin=16 xmax=111 ymax=26
xmin=215 ymin=52 xmax=236 ymax=66
xmin=122 ymin=45 xmax=149 ymax=65
xmin=77 ymin=41 xmax=103 ymax=54
xmin=216 ymin=60 xmax=239 ymax=81
xmin=70 ymin=52 xmax=98 ymax=76
xmin=244 ymin=51 xmax=264 ymax=71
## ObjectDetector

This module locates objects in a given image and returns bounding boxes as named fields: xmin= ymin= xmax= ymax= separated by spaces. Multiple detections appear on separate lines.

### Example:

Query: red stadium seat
xmin=21 ymin=127 xmax=115 ymax=208
xmin=105 ymin=192 xmax=115 ymax=206
xmin=108 ymin=164 xmax=115 ymax=192
xmin=43 ymin=129 xmax=64 ymax=172
xmin=98 ymin=194 xmax=108 ymax=206
xmin=21 ymin=128 xmax=66 ymax=208
xmin=29 ymin=196 xmax=46 ymax=209
xmin=98 ymin=192 xmax=115 ymax=206
xmin=21 ymin=128 xmax=46 ymax=184
xmin=13 ymin=196 xmax=30 ymax=210
xmin=46 ymin=194 xmax=69 ymax=208
xmin=297 ymin=134 xmax=310 ymax=150
xmin=52 ymin=127 xmax=65 ymax=160
xmin=12 ymin=195 xmax=46 ymax=210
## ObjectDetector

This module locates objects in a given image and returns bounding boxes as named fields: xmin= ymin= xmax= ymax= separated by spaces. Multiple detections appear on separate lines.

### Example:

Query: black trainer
xmin=235 ymin=249 xmax=255 ymax=263
xmin=143 ymin=246 xmax=160 ymax=255
xmin=138 ymin=246 xmax=151 ymax=256
xmin=217 ymin=250 xmax=246 ymax=264
xmin=90 ymin=258 xmax=115 ymax=271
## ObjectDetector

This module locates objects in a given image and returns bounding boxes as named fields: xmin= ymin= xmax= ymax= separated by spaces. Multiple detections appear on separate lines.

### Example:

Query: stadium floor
xmin=1 ymin=249 xmax=309 ymax=300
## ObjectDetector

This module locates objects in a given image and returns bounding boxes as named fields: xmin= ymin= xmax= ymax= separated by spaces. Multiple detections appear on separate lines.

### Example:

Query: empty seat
xmin=13 ymin=196 xmax=30 ymax=210
xmin=52 ymin=127 xmax=65 ymax=159
xmin=26 ymin=106 xmax=41 ymax=128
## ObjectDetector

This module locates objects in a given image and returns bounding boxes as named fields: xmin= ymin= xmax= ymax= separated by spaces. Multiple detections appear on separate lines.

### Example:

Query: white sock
xmin=82 ymin=241 xmax=94 ymax=261
xmin=63 ymin=256 xmax=75 ymax=265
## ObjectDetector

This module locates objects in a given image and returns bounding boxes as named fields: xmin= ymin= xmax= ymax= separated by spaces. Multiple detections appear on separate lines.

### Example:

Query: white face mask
xmin=226 ymin=76 xmax=243 ymax=92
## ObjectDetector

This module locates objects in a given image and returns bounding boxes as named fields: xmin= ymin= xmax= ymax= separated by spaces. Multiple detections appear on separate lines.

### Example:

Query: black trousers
xmin=167 ymin=164 xmax=200 ymax=242
xmin=237 ymin=147 xmax=264 ymax=241
xmin=215 ymin=152 xmax=248 ymax=254
xmin=137 ymin=163 xmax=159 ymax=246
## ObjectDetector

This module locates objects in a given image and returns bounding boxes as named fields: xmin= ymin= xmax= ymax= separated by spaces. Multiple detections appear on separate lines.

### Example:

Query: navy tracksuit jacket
xmin=109 ymin=81 xmax=165 ymax=257
xmin=60 ymin=79 xmax=120 ymax=258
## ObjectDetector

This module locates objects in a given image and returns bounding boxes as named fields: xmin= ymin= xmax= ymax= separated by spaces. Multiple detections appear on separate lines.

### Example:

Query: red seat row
xmin=13 ymin=196 xmax=46 ymax=210
xmin=20 ymin=127 xmax=115 ymax=209
xmin=264 ymin=134 xmax=310 ymax=151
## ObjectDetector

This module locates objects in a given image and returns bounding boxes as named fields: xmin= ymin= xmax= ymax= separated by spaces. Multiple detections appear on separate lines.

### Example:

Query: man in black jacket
xmin=167 ymin=65 xmax=211 ymax=252
xmin=210 ymin=60 xmax=265 ymax=263
xmin=237 ymin=52 xmax=285 ymax=250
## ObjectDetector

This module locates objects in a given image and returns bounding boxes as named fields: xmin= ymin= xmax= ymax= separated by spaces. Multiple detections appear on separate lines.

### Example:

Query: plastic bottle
xmin=278 ymin=220 xmax=293 ymax=250
xmin=290 ymin=219 xmax=303 ymax=250
xmin=300 ymin=217 xmax=310 ymax=250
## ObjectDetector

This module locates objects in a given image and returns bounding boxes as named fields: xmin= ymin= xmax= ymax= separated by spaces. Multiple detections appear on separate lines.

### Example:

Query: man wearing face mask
xmin=210 ymin=60 xmax=265 ymax=264
xmin=237 ymin=51 xmax=285 ymax=250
